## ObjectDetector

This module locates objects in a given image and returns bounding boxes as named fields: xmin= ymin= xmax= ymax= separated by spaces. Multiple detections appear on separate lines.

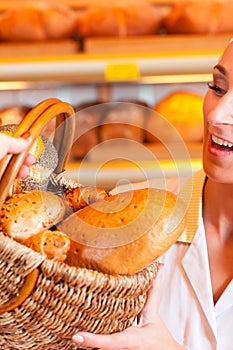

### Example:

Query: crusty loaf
xmin=23 ymin=229 xmax=70 ymax=262
xmin=0 ymin=2 xmax=76 ymax=41
xmin=100 ymin=102 xmax=148 ymax=143
xmin=0 ymin=190 xmax=66 ymax=242
xmin=75 ymin=0 xmax=161 ymax=37
xmin=163 ymin=1 xmax=233 ymax=34
xmin=146 ymin=91 xmax=204 ymax=143
xmin=58 ymin=188 xmax=186 ymax=275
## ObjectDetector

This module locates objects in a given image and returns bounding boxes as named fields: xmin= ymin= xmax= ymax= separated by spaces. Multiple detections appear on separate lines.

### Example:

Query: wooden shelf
xmin=0 ymin=34 xmax=230 ymax=87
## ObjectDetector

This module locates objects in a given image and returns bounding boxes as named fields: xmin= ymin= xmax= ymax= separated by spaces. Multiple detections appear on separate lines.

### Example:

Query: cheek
xmin=203 ymin=93 xmax=211 ymax=131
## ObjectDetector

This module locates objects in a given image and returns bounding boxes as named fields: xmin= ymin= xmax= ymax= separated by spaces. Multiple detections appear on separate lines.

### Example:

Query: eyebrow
xmin=213 ymin=64 xmax=227 ymax=76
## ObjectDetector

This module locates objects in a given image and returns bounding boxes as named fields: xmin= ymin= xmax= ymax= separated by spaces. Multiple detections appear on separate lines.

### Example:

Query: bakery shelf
xmin=0 ymin=34 xmax=231 ymax=88
xmin=65 ymin=158 xmax=202 ymax=190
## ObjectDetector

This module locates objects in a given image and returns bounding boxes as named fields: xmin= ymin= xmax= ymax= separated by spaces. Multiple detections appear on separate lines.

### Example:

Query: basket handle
xmin=0 ymin=98 xmax=75 ymax=209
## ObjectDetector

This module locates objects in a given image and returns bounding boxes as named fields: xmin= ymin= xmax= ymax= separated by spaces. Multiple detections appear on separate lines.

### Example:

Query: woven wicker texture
xmin=0 ymin=233 xmax=158 ymax=349
xmin=0 ymin=98 xmax=159 ymax=349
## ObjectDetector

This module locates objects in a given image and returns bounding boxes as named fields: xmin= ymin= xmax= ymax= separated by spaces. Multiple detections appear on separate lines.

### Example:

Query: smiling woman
xmin=72 ymin=40 xmax=233 ymax=350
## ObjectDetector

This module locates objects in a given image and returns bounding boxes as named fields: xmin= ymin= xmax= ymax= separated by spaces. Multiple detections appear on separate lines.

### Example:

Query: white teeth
xmin=212 ymin=135 xmax=233 ymax=147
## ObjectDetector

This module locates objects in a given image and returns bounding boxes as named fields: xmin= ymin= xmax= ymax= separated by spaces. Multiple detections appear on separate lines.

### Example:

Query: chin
xmin=203 ymin=161 xmax=233 ymax=185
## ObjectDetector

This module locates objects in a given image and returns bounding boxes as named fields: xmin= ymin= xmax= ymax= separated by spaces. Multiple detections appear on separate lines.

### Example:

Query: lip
xmin=208 ymin=134 xmax=233 ymax=157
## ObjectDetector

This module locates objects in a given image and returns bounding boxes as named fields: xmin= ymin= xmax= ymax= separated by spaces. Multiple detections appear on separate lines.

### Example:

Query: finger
xmin=1 ymin=133 xmax=32 ymax=157
xmin=17 ymin=154 xmax=36 ymax=178
xmin=139 ymin=264 xmax=164 ymax=324
xmin=73 ymin=328 xmax=137 ymax=350
xmin=23 ymin=153 xmax=36 ymax=166
xmin=8 ymin=136 xmax=32 ymax=154
xmin=17 ymin=164 xmax=31 ymax=179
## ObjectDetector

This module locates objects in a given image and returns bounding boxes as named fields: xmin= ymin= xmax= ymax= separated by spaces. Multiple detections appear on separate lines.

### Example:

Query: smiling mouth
xmin=212 ymin=135 xmax=233 ymax=150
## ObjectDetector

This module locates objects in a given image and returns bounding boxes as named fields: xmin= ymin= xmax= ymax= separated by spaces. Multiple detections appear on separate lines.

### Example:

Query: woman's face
xmin=203 ymin=42 xmax=233 ymax=183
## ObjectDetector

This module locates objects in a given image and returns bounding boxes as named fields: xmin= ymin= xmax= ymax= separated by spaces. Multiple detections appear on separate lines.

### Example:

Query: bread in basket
xmin=0 ymin=98 xmax=186 ymax=349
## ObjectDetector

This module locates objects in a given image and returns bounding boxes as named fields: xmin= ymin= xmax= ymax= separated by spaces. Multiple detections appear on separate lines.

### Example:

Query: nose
xmin=207 ymin=91 xmax=233 ymax=126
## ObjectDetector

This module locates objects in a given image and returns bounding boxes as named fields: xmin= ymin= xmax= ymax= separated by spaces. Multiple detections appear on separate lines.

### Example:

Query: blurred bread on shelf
xmin=163 ymin=0 xmax=233 ymax=34
xmin=75 ymin=0 xmax=161 ymax=37
xmin=100 ymin=101 xmax=149 ymax=143
xmin=0 ymin=2 xmax=76 ymax=41
xmin=145 ymin=91 xmax=204 ymax=143
xmin=0 ymin=105 xmax=31 ymax=126
xmin=70 ymin=101 xmax=104 ymax=160
xmin=70 ymin=100 xmax=150 ymax=160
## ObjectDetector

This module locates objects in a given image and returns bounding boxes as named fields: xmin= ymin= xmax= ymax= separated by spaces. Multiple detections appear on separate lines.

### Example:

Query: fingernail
xmin=20 ymin=131 xmax=31 ymax=139
xmin=72 ymin=334 xmax=84 ymax=343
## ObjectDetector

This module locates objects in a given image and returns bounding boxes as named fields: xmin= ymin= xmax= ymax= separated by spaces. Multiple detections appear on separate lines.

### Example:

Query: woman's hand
xmin=72 ymin=266 xmax=185 ymax=350
xmin=0 ymin=132 xmax=36 ymax=178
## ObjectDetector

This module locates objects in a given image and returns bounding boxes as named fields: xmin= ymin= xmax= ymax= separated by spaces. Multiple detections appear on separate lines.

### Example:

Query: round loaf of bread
xmin=58 ymin=188 xmax=186 ymax=275
xmin=146 ymin=91 xmax=204 ymax=143
xmin=75 ymin=0 xmax=161 ymax=37
xmin=0 ymin=190 xmax=66 ymax=242
xmin=163 ymin=1 xmax=233 ymax=34
xmin=0 ymin=2 xmax=76 ymax=41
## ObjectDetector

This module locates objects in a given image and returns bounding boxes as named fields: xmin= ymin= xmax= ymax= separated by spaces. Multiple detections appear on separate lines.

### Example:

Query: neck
xmin=203 ymin=178 xmax=233 ymax=242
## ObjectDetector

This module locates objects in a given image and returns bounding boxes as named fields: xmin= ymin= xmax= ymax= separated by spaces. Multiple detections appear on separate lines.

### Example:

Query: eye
xmin=207 ymin=82 xmax=227 ymax=96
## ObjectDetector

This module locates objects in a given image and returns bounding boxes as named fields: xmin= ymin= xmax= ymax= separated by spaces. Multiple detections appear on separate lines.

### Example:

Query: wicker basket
xmin=0 ymin=98 xmax=159 ymax=350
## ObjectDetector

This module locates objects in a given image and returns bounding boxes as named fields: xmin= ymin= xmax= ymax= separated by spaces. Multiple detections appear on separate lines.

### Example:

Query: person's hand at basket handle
xmin=0 ymin=132 xmax=36 ymax=178
xmin=72 ymin=266 xmax=187 ymax=350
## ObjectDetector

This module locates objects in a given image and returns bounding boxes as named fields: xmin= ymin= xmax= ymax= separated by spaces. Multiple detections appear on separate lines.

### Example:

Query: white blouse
xmin=158 ymin=171 xmax=233 ymax=350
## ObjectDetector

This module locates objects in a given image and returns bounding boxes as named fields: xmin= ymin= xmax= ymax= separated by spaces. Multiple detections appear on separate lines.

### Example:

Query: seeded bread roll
xmin=0 ymin=2 xmax=76 ymax=41
xmin=0 ymin=190 xmax=66 ymax=242
xmin=0 ymin=124 xmax=58 ymax=192
xmin=23 ymin=230 xmax=70 ymax=262
xmin=58 ymin=188 xmax=186 ymax=275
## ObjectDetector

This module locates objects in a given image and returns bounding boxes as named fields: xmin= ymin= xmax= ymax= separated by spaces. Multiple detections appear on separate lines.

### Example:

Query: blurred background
xmin=0 ymin=0 xmax=232 ymax=189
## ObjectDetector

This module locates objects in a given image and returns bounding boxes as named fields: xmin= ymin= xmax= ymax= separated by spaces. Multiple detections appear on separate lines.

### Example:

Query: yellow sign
xmin=105 ymin=63 xmax=139 ymax=81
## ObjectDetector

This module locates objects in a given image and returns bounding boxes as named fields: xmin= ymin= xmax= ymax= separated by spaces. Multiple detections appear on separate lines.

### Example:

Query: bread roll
xmin=23 ymin=230 xmax=70 ymax=262
xmin=65 ymin=186 xmax=109 ymax=212
xmin=0 ymin=2 xmax=76 ymax=41
xmin=163 ymin=1 xmax=233 ymax=34
xmin=76 ymin=0 xmax=161 ymax=37
xmin=146 ymin=91 xmax=204 ymax=143
xmin=58 ymin=188 xmax=186 ymax=275
xmin=0 ymin=105 xmax=30 ymax=126
xmin=0 ymin=124 xmax=59 ymax=192
xmin=0 ymin=190 xmax=66 ymax=242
